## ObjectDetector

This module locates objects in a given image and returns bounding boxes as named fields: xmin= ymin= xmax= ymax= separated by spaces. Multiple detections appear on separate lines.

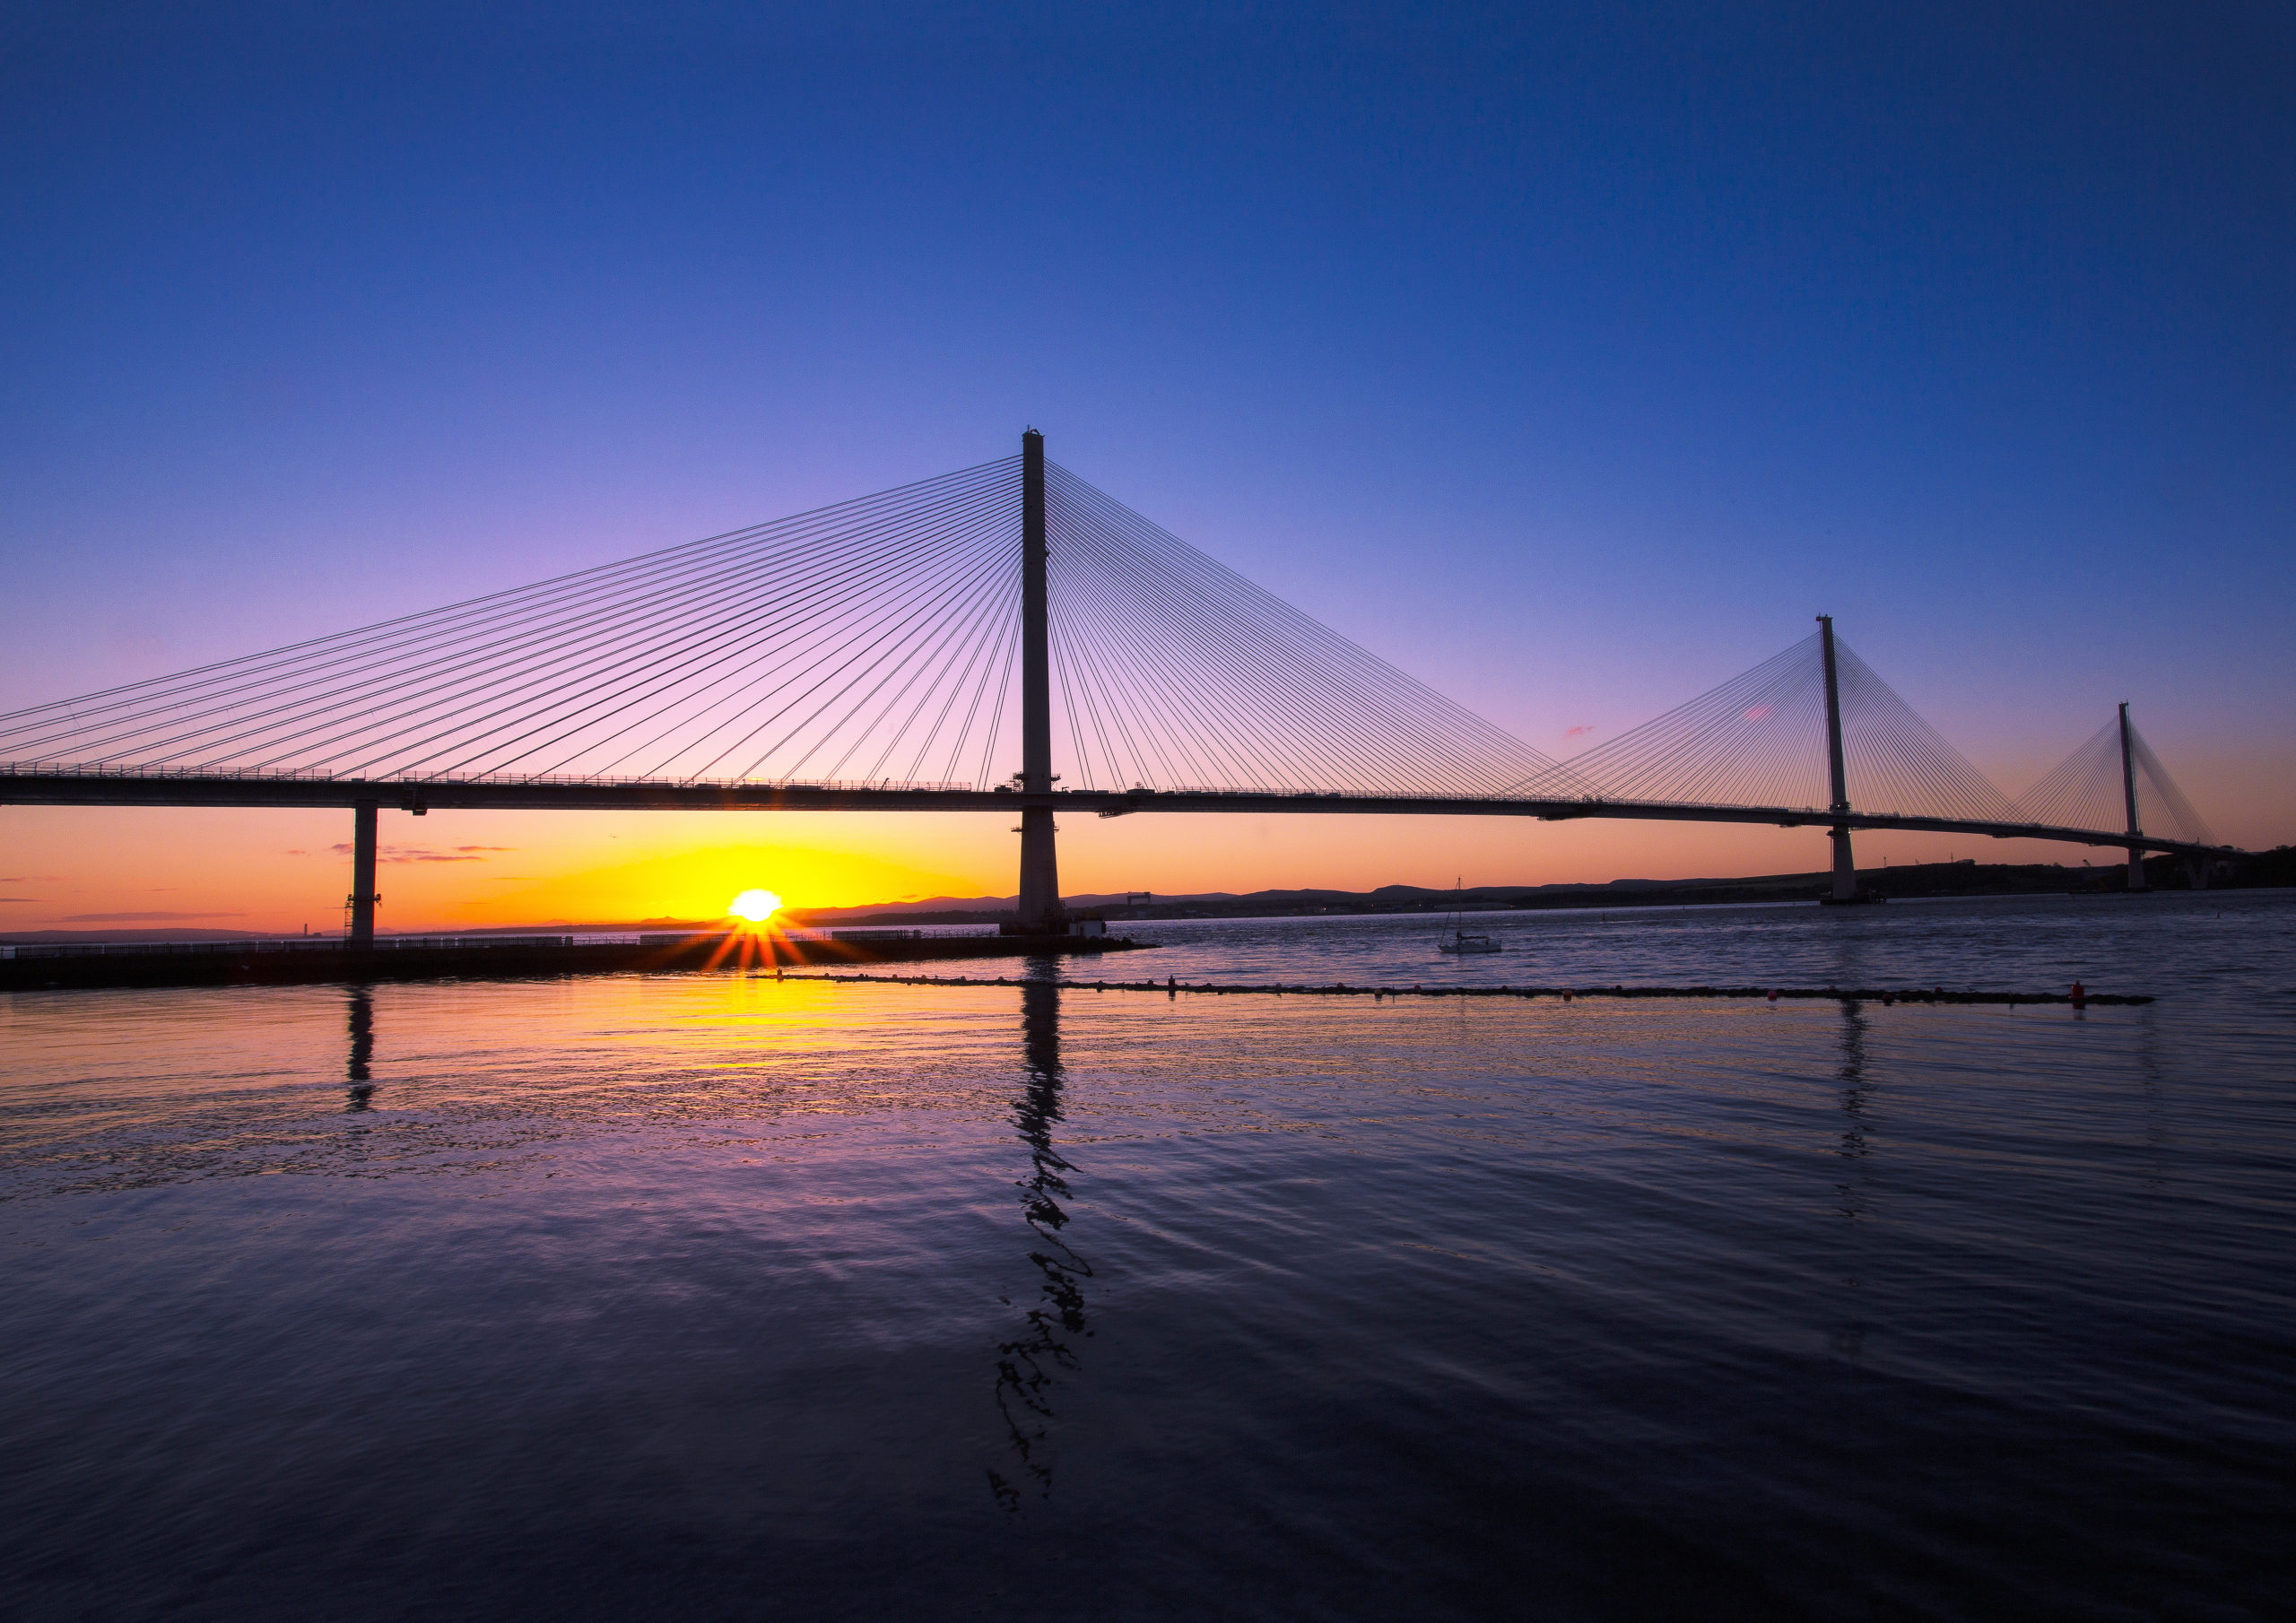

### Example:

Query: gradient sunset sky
xmin=4 ymin=3 xmax=2291 ymax=932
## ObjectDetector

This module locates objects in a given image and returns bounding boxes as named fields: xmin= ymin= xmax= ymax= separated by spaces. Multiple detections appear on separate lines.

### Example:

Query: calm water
xmin=4 ymin=892 xmax=2292 ymax=1620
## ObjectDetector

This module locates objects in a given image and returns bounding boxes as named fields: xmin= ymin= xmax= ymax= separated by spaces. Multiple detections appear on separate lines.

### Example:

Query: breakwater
xmin=0 ymin=932 xmax=1146 ymax=992
xmin=780 ymin=971 xmax=2146 ymax=1006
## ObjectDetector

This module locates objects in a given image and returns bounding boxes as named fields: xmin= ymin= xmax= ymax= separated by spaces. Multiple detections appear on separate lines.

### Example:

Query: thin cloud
xmin=63 ymin=910 xmax=248 ymax=923
xmin=1563 ymin=725 xmax=1595 ymax=739
xmin=325 ymin=842 xmax=497 ymax=864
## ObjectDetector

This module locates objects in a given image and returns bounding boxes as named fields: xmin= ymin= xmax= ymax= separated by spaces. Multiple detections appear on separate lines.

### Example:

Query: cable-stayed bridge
xmin=0 ymin=431 xmax=2238 ymax=943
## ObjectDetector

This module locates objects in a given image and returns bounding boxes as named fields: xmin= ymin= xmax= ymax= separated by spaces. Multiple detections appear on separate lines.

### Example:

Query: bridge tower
xmin=1818 ymin=614 xmax=1859 ymax=903
xmin=1015 ymin=429 xmax=1065 ymax=932
xmin=2118 ymin=701 xmax=2146 ymax=892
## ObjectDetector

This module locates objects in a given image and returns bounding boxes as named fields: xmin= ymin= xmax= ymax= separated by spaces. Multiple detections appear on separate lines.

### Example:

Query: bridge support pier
xmin=1019 ymin=804 xmax=1060 ymax=931
xmin=2119 ymin=702 xmax=2147 ymax=893
xmin=1816 ymin=615 xmax=1866 ymax=904
xmin=349 ymin=802 xmax=378 ymax=949
xmin=1830 ymin=825 xmax=1858 ymax=903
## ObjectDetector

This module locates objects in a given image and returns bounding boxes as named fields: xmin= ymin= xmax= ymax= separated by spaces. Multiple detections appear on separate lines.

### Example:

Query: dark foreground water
xmin=4 ymin=892 xmax=2292 ymax=1620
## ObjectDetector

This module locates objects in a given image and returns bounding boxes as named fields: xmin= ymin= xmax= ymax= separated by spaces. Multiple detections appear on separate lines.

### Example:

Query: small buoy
xmin=1766 ymin=989 xmax=1778 ymax=1002
xmin=1562 ymin=991 xmax=1572 ymax=1002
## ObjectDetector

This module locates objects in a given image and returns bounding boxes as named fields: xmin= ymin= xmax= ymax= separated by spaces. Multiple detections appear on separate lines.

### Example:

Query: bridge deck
xmin=0 ymin=771 xmax=2238 ymax=861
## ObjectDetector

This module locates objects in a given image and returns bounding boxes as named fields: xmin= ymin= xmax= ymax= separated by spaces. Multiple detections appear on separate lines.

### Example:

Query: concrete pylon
xmin=349 ymin=801 xmax=379 ymax=948
xmin=1015 ymin=430 xmax=1064 ymax=933
xmin=1818 ymin=615 xmax=1858 ymax=902
xmin=2118 ymin=701 xmax=2146 ymax=892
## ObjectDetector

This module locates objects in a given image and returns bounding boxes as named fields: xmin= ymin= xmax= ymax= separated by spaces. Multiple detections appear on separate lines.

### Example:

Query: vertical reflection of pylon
xmin=345 ymin=986 xmax=375 ymax=1110
xmin=987 ymin=974 xmax=1094 ymax=1510
xmin=1828 ymin=999 xmax=1873 ymax=1358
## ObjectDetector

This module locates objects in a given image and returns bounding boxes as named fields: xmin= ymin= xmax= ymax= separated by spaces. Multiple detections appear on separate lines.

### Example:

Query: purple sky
xmin=2 ymin=3 xmax=2289 ymax=921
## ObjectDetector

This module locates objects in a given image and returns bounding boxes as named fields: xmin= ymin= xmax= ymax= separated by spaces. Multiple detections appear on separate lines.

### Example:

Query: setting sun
xmin=727 ymin=888 xmax=782 ymax=923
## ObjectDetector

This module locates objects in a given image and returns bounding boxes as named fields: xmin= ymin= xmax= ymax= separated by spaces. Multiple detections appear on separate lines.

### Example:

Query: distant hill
xmin=787 ymin=852 xmax=2288 ymax=924
xmin=9 ymin=851 xmax=2280 ymax=947
xmin=0 ymin=926 xmax=297 ymax=945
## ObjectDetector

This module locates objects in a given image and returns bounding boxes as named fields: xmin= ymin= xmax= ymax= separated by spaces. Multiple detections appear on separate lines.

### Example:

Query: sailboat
xmin=1437 ymin=880 xmax=1503 ymax=954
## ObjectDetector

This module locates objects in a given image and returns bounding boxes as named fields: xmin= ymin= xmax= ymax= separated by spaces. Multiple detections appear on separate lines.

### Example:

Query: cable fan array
xmin=1528 ymin=630 xmax=2023 ymax=823
xmin=0 ymin=455 xmax=1570 ymax=798
xmin=1531 ymin=630 xmax=2218 ymax=841
xmin=0 ymin=459 xmax=1028 ymax=789
xmin=0 ymin=447 xmax=2222 ymax=845
xmin=1041 ymin=464 xmax=1570 ymax=796
xmin=2016 ymin=717 xmax=2214 ymax=846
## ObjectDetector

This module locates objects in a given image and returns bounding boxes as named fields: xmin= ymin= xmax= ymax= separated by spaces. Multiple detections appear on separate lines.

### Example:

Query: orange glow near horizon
xmin=0 ymin=788 xmax=2286 ymax=937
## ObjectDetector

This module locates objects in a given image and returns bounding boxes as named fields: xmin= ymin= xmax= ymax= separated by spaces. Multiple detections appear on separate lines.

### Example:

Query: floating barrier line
xmin=773 ymin=974 xmax=2148 ymax=1006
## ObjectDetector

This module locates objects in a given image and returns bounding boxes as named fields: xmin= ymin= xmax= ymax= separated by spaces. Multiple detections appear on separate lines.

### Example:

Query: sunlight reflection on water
xmin=2 ymin=893 xmax=2292 ymax=1619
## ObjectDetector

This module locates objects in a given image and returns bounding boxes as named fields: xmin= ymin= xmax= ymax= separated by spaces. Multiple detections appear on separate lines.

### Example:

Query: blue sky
xmin=2 ymin=3 xmax=2289 ymax=916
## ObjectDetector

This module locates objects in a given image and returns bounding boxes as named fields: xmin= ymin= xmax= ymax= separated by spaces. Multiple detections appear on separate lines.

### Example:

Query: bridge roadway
xmin=0 ymin=770 xmax=2240 ymax=863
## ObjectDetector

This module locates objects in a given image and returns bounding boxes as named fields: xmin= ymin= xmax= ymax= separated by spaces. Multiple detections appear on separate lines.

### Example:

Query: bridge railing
xmin=0 ymin=761 xmax=978 ymax=794
xmin=0 ymin=762 xmax=2232 ymax=851
xmin=1100 ymin=783 xmax=2219 ymax=846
